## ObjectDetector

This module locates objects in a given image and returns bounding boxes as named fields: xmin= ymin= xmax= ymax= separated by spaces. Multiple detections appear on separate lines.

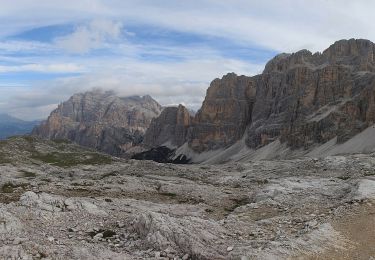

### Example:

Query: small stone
xmin=155 ymin=252 xmax=161 ymax=258
xmin=182 ymin=253 xmax=190 ymax=260
xmin=165 ymin=246 xmax=176 ymax=254
xmin=47 ymin=236 xmax=54 ymax=242
xmin=13 ymin=237 xmax=23 ymax=245
xmin=117 ymin=221 xmax=125 ymax=228
xmin=93 ymin=233 xmax=103 ymax=240
xmin=227 ymin=246 xmax=234 ymax=252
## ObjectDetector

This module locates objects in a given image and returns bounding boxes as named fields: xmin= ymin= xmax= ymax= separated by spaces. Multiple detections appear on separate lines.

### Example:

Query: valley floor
xmin=0 ymin=137 xmax=374 ymax=259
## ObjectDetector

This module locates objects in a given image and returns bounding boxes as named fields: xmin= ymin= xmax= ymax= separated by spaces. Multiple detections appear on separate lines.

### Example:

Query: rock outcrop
xmin=247 ymin=39 xmax=375 ymax=149
xmin=34 ymin=39 xmax=375 ymax=161
xmin=33 ymin=90 xmax=162 ymax=155
xmin=141 ymin=39 xmax=375 ymax=158
xmin=188 ymin=73 xmax=256 ymax=152
xmin=143 ymin=105 xmax=192 ymax=148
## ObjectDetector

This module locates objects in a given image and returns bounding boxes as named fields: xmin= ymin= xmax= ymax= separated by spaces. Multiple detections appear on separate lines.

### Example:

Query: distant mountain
xmin=0 ymin=114 xmax=40 ymax=139
xmin=33 ymin=90 xmax=162 ymax=156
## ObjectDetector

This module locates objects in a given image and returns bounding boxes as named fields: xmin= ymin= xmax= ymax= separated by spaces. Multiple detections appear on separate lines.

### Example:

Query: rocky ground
xmin=0 ymin=136 xmax=374 ymax=260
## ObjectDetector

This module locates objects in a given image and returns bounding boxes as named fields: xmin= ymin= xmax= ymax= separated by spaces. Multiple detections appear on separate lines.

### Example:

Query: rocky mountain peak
xmin=322 ymin=38 xmax=375 ymax=71
xmin=35 ymin=39 xmax=375 ymax=162
xmin=263 ymin=51 xmax=314 ymax=73
xmin=143 ymin=104 xmax=192 ymax=148
xmin=324 ymin=38 xmax=374 ymax=57
xmin=188 ymin=73 xmax=256 ymax=152
xmin=264 ymin=39 xmax=375 ymax=74
xmin=248 ymin=38 xmax=375 ymax=149
xmin=33 ymin=90 xmax=162 ymax=155
xmin=138 ymin=39 xmax=375 ymax=161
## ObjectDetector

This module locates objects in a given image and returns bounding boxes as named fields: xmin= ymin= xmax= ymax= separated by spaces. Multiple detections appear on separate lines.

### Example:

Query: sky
xmin=1 ymin=0 xmax=375 ymax=120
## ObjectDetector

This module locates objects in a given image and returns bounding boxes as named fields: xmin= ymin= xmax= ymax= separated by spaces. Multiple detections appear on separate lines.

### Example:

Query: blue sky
xmin=0 ymin=0 xmax=374 ymax=120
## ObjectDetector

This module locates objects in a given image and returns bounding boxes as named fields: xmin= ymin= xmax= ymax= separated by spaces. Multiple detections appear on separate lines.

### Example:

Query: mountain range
xmin=33 ymin=39 xmax=375 ymax=163
xmin=0 ymin=114 xmax=40 ymax=139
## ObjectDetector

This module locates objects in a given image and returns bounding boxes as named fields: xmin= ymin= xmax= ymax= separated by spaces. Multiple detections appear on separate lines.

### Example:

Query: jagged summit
xmin=137 ymin=39 xmax=375 ymax=163
xmin=143 ymin=104 xmax=192 ymax=148
xmin=264 ymin=38 xmax=375 ymax=73
xmin=35 ymin=39 xmax=375 ymax=163
xmin=33 ymin=90 xmax=162 ymax=156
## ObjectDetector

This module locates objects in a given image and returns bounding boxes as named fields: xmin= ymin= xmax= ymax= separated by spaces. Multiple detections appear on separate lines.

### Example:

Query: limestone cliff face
xmin=188 ymin=73 xmax=256 ymax=152
xmin=143 ymin=105 xmax=192 ymax=148
xmin=35 ymin=39 xmax=375 ymax=159
xmin=142 ymin=39 xmax=375 ymax=155
xmin=247 ymin=39 xmax=375 ymax=149
xmin=33 ymin=91 xmax=162 ymax=155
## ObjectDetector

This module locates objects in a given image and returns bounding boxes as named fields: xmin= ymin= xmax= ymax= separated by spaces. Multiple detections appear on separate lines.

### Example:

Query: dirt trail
xmin=304 ymin=200 xmax=375 ymax=260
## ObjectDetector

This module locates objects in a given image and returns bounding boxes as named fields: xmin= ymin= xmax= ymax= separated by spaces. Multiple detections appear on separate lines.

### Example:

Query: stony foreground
xmin=0 ymin=137 xmax=374 ymax=259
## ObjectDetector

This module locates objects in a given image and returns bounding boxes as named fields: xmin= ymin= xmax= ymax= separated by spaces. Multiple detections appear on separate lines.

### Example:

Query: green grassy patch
xmin=99 ymin=171 xmax=119 ymax=179
xmin=0 ymin=152 xmax=11 ymax=164
xmin=31 ymin=151 xmax=112 ymax=167
xmin=23 ymin=135 xmax=37 ymax=144
xmin=338 ymin=175 xmax=350 ymax=180
xmin=20 ymin=170 xmax=36 ymax=178
xmin=225 ymin=197 xmax=251 ymax=213
xmin=1 ymin=182 xmax=28 ymax=193
xmin=52 ymin=139 xmax=71 ymax=144
xmin=159 ymin=192 xmax=177 ymax=198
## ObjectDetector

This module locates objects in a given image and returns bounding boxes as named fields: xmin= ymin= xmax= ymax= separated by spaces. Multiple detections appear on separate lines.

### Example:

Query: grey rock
xmin=188 ymin=73 xmax=256 ymax=152
xmin=93 ymin=233 xmax=103 ymax=240
xmin=143 ymin=39 xmax=375 ymax=157
xmin=33 ymin=90 xmax=162 ymax=156
xmin=143 ymin=105 xmax=192 ymax=148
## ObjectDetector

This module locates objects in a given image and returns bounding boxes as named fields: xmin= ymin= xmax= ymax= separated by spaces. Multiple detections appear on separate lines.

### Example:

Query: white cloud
xmin=0 ymin=40 xmax=52 ymax=53
xmin=0 ymin=55 xmax=263 ymax=120
xmin=0 ymin=63 xmax=84 ymax=73
xmin=2 ymin=0 xmax=375 ymax=52
xmin=2 ymin=0 xmax=375 ymax=119
xmin=55 ymin=20 xmax=123 ymax=54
